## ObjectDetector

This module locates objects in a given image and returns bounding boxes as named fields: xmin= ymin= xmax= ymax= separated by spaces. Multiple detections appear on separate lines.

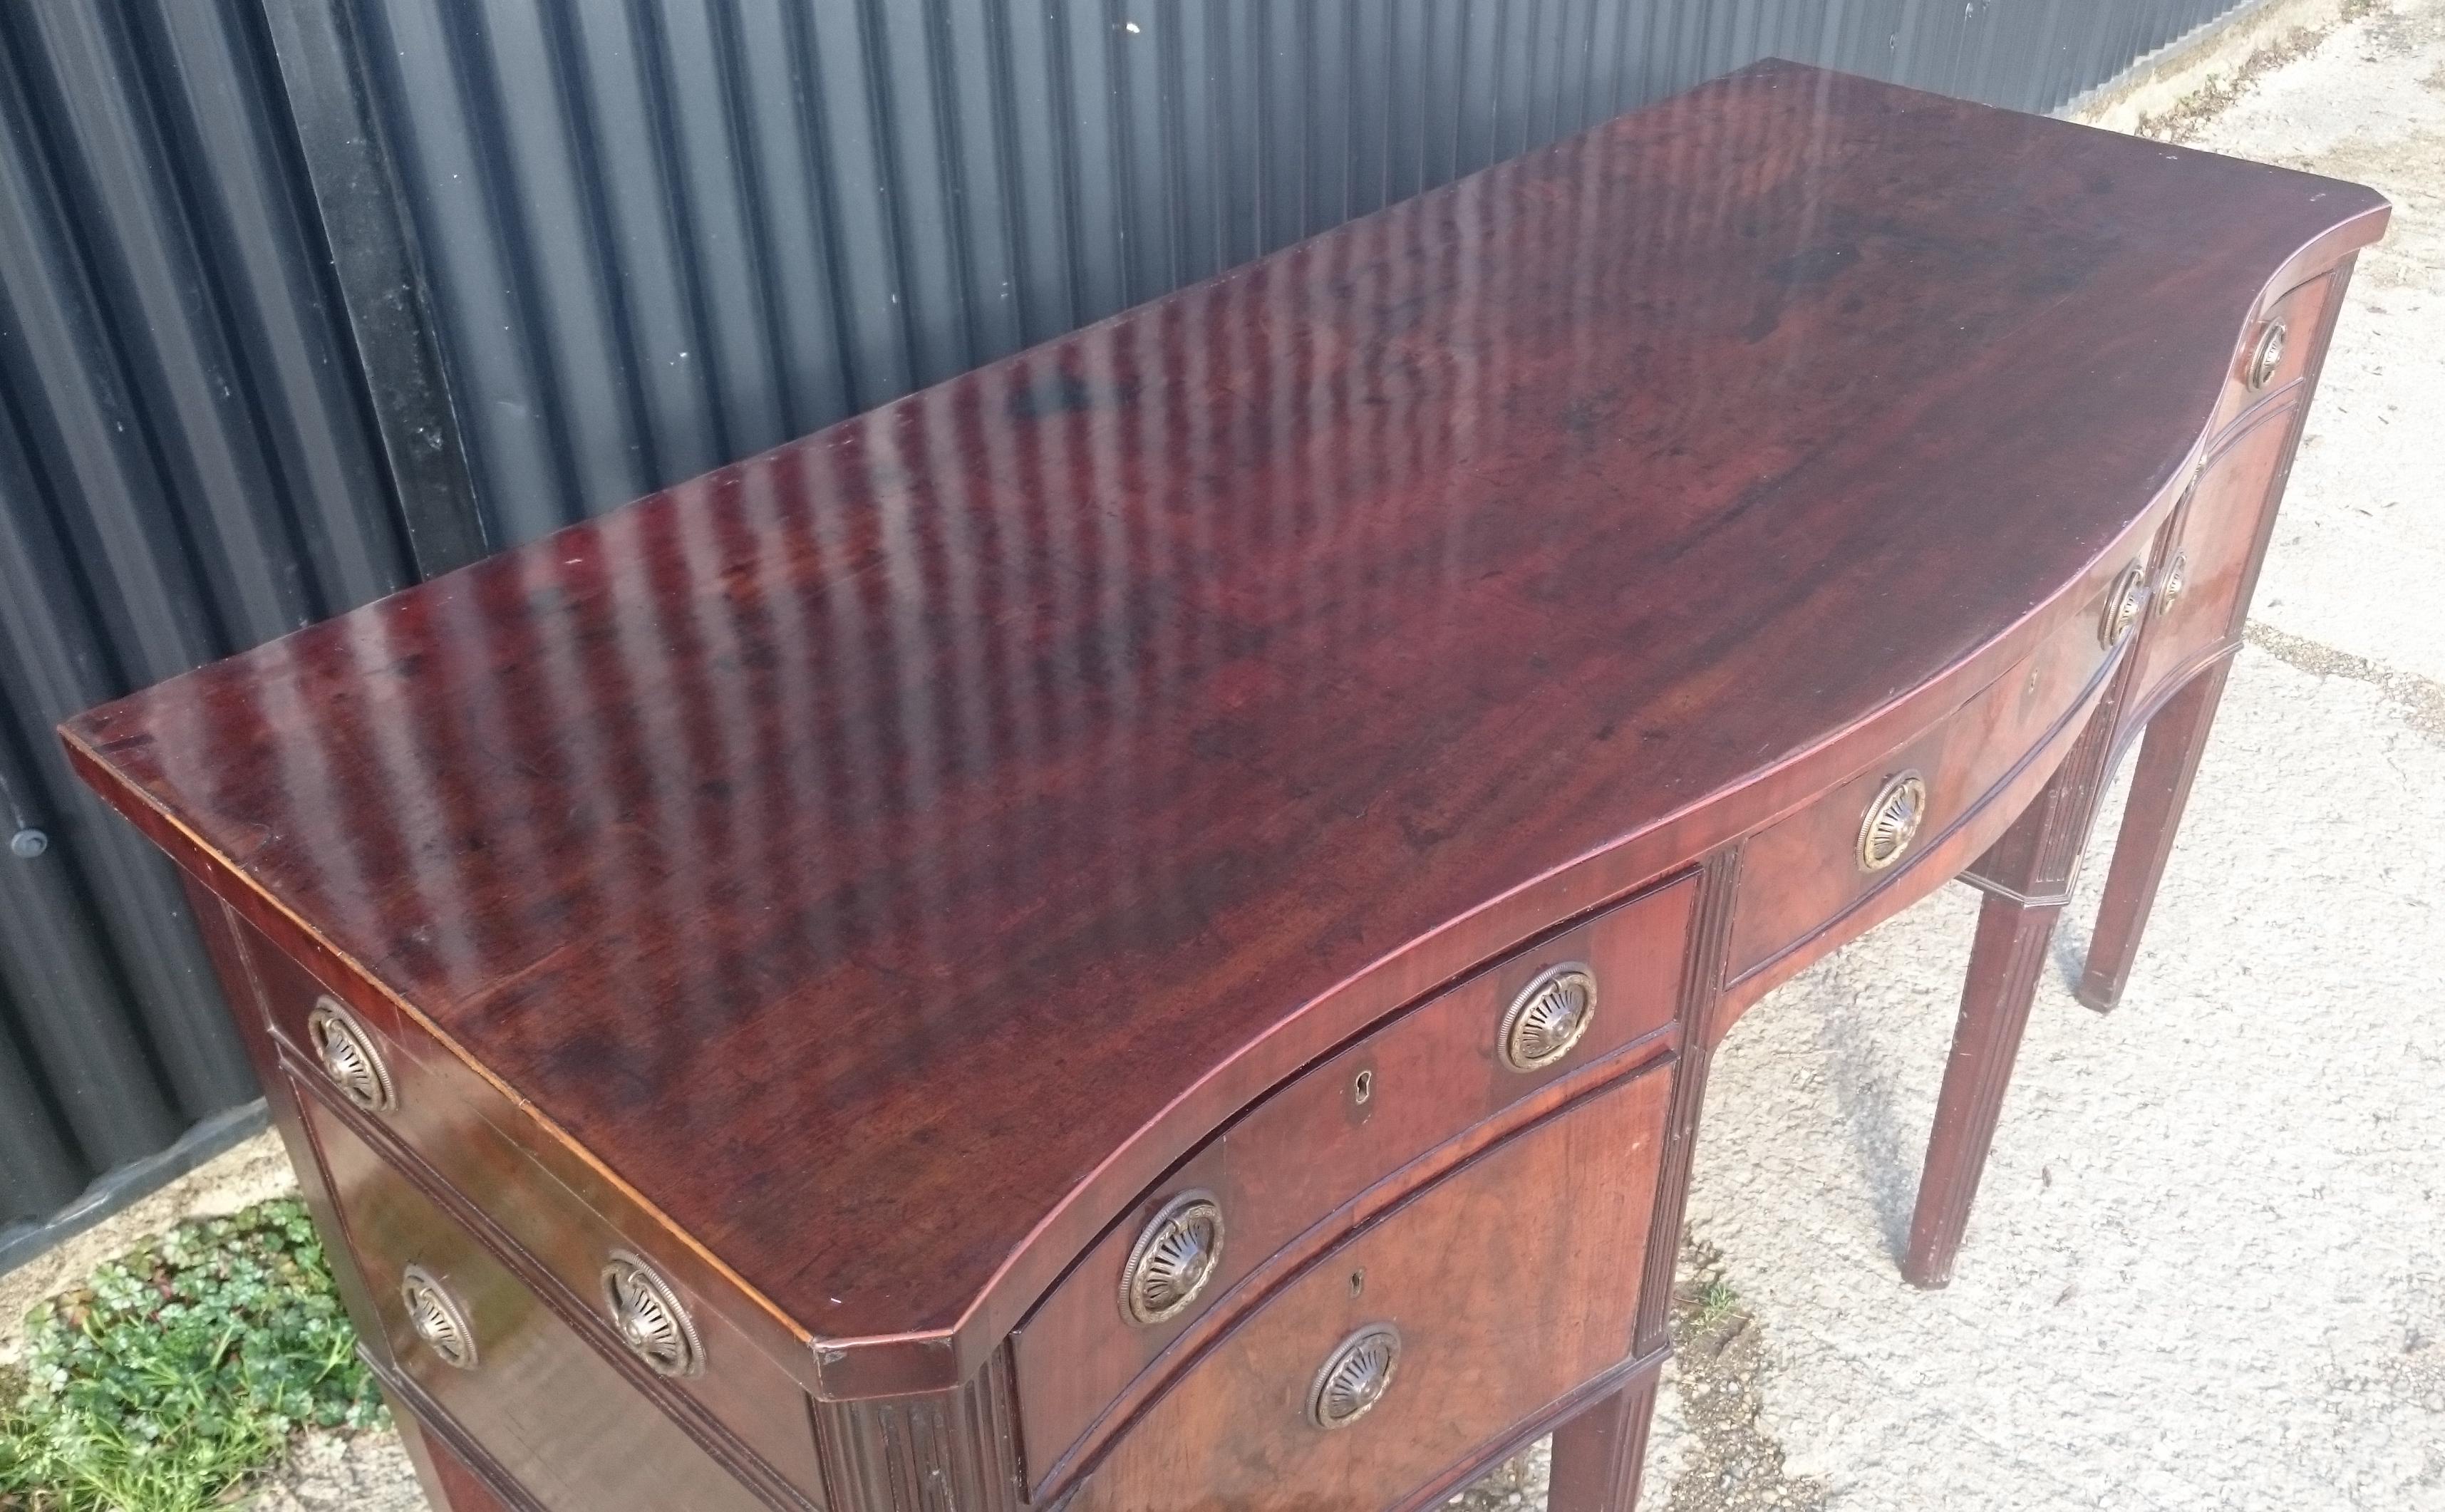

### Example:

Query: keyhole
xmin=1349 ymin=1268 xmax=1365 ymax=1298
xmin=1353 ymin=1069 xmax=1374 ymax=1104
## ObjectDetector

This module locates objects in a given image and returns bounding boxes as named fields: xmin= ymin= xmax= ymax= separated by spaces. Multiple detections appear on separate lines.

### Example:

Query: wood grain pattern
xmin=2126 ymin=397 xmax=2308 ymax=725
xmin=388 ymin=1394 xmax=532 ymax=1512
xmin=1725 ymin=547 xmax=2136 ymax=983
xmin=1546 ymin=1374 xmax=1660 ymax=1512
xmin=1918 ymin=247 xmax=2362 ymax=1283
xmin=1059 ymin=1065 xmax=1672 ymax=1512
xmin=2078 ymin=662 xmax=2235 ymax=1013
xmin=809 ymin=1348 xmax=1023 ymax=1512
xmin=63 ymin=62 xmax=2389 ymax=1397
xmin=1911 ymin=641 xmax=2145 ymax=1288
xmin=299 ymin=1090 xmax=780 ymax=1511
xmin=1010 ymin=873 xmax=1690 ymax=1488
xmin=237 ymin=911 xmax=829 ymax=1501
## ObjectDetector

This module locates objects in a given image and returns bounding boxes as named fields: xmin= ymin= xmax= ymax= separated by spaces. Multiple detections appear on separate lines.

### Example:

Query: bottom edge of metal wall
xmin=0 ymin=1099 xmax=272 ymax=1278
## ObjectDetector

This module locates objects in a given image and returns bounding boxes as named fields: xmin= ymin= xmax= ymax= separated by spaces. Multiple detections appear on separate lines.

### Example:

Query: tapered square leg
xmin=2077 ymin=662 xmax=2231 ymax=1013
xmin=1916 ymin=695 xmax=2125 ymax=1288
xmin=1903 ymin=891 xmax=2062 ymax=1288
xmin=1549 ymin=1374 xmax=1659 ymax=1512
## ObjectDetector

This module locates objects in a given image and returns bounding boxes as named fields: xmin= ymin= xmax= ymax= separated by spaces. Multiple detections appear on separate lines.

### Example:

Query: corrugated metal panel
xmin=337 ymin=0 xmax=2250 ymax=552
xmin=0 ymin=0 xmax=2252 ymax=1267
xmin=0 ymin=0 xmax=412 ymax=1258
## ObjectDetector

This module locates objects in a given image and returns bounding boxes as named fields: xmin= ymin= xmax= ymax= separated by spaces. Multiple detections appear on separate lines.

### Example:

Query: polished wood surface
xmin=1013 ymin=873 xmax=1690 ymax=1491
xmin=60 ymin=60 xmax=2387 ymax=1393
xmin=2079 ymin=663 xmax=2235 ymax=1012
xmin=1060 ymin=1065 xmax=1670 ymax=1512
xmin=232 ymin=908 xmax=827 ymax=1499
xmin=1911 ymin=247 xmax=2364 ymax=1287
xmin=2129 ymin=382 xmax=2313 ymax=726
xmin=1723 ymin=551 xmax=2132 ymax=986
xmin=69 ymin=57 xmax=2388 ymax=1512
xmin=299 ymin=1089 xmax=771 ymax=1511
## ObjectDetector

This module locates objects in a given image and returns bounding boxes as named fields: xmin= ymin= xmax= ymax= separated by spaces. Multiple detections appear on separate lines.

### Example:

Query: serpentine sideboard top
xmin=63 ymin=59 xmax=2387 ymax=1399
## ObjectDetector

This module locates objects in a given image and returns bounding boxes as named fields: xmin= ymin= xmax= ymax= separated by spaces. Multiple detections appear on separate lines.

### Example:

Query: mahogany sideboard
xmin=63 ymin=61 xmax=2384 ymax=1512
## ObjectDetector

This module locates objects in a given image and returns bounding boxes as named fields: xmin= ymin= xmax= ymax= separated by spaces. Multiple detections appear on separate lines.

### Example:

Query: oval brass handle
xmin=1499 ymin=964 xmax=1598 ymax=1072
xmin=400 ymin=1265 xmax=477 ymax=1369
xmin=2246 ymin=319 xmax=2287 ymax=390
xmin=601 ymin=1251 xmax=704 ymax=1376
xmin=1121 ymin=1191 xmax=1224 ymax=1326
xmin=2159 ymin=552 xmax=2188 ymax=612
xmin=1309 ymin=1323 xmax=1401 ymax=1429
xmin=2099 ymin=560 xmax=2149 ymax=650
xmin=306 ymin=997 xmax=395 ymax=1112
xmin=1857 ymin=770 xmax=1928 ymax=873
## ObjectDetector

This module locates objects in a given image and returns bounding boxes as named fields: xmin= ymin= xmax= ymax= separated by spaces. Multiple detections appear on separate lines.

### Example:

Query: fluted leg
xmin=1913 ymin=693 xmax=2124 ymax=1288
xmin=2077 ymin=663 xmax=2231 ymax=1013
xmin=1903 ymin=891 xmax=2062 ymax=1288
xmin=1549 ymin=1374 xmax=1659 ymax=1512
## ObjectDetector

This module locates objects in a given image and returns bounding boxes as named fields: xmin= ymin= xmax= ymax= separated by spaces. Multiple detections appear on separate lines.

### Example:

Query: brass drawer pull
xmin=306 ymin=997 xmax=394 ymax=1112
xmin=2099 ymin=560 xmax=2149 ymax=649
xmin=2247 ymin=319 xmax=2287 ymax=389
xmin=1857 ymin=770 xmax=1928 ymax=873
xmin=602 ymin=1251 xmax=704 ymax=1377
xmin=1309 ymin=1323 xmax=1401 ymax=1430
xmin=2159 ymin=552 xmax=2188 ymax=611
xmin=1121 ymin=1191 xmax=1224 ymax=1326
xmin=1499 ymin=964 xmax=1598 ymax=1072
xmin=400 ymin=1265 xmax=477 ymax=1369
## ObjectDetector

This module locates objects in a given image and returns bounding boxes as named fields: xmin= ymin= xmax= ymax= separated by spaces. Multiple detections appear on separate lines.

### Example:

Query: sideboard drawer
xmin=298 ymin=1092 xmax=770 ymax=1512
xmin=2208 ymin=269 xmax=2336 ymax=435
xmin=1726 ymin=545 xmax=2140 ymax=983
xmin=1061 ymin=1062 xmax=1672 ymax=1511
xmin=1012 ymin=873 xmax=1694 ymax=1494
xmin=2127 ymin=395 xmax=2303 ymax=723
xmin=241 ymin=928 xmax=827 ymax=1505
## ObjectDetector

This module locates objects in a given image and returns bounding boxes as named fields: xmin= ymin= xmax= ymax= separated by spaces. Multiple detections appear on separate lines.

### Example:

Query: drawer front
xmin=298 ymin=1092 xmax=771 ymax=1512
xmin=1013 ymin=875 xmax=1694 ymax=1490
xmin=1063 ymin=1062 xmax=1672 ymax=1512
xmin=2128 ymin=395 xmax=2302 ymax=723
xmin=240 ymin=928 xmax=825 ymax=1506
xmin=2208 ymin=270 xmax=2335 ymax=436
xmin=1727 ymin=545 xmax=2137 ymax=983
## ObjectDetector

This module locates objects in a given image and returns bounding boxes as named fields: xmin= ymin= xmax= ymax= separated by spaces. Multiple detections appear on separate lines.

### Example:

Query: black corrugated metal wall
xmin=0 ymin=0 xmax=414 ymax=1265
xmin=1 ymin=0 xmax=2248 ymax=1265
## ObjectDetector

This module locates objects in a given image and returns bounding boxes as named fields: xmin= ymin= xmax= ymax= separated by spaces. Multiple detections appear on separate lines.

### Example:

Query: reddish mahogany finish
xmin=1059 ymin=1066 xmax=1673 ymax=1512
xmin=301 ymin=1092 xmax=772 ymax=1511
xmin=1012 ymin=874 xmax=1692 ymax=1493
xmin=1908 ymin=249 xmax=2367 ymax=1288
xmin=65 ymin=59 xmax=2384 ymax=1512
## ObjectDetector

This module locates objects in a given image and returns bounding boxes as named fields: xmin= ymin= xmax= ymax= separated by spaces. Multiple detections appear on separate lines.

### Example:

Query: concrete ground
xmin=6 ymin=4 xmax=2437 ymax=1508
xmin=1685 ymin=4 xmax=2445 ymax=1509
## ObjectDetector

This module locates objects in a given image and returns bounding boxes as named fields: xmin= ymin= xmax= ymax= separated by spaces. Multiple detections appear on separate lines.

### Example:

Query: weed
xmin=1687 ymin=1275 xmax=1742 ymax=1334
xmin=0 ymin=1198 xmax=384 ymax=1512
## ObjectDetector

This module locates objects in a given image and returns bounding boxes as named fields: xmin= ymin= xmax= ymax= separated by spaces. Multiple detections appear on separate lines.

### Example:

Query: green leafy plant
xmin=0 ymin=1198 xmax=385 ymax=1512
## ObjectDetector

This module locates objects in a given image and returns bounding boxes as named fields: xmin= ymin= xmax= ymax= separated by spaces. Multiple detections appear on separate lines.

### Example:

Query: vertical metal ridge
xmin=0 ymin=0 xmax=415 ymax=1251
